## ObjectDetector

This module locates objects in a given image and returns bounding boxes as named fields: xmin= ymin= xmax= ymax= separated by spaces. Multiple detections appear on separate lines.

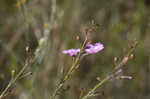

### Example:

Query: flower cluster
xmin=62 ymin=42 xmax=104 ymax=57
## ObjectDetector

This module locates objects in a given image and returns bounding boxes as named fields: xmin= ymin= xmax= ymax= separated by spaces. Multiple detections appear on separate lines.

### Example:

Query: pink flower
xmin=62 ymin=42 xmax=104 ymax=57
xmin=85 ymin=42 xmax=104 ymax=54
xmin=62 ymin=49 xmax=80 ymax=57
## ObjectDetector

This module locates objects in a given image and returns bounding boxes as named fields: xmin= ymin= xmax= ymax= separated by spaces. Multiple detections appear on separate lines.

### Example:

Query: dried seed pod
xmin=25 ymin=46 xmax=30 ymax=53
xmin=120 ymin=76 xmax=132 ymax=79
xmin=96 ymin=76 xmax=101 ymax=81
xmin=80 ymin=88 xmax=85 ymax=92
xmin=11 ymin=69 xmax=15 ymax=77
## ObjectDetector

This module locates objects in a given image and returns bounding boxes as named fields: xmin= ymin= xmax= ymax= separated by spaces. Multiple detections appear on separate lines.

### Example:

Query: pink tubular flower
xmin=85 ymin=42 xmax=104 ymax=54
xmin=62 ymin=48 xmax=80 ymax=57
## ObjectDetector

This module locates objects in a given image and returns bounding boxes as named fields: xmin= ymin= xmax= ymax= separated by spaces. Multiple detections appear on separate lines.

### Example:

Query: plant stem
xmin=82 ymin=76 xmax=110 ymax=99
xmin=81 ymin=42 xmax=138 ymax=99
xmin=49 ymin=37 xmax=87 ymax=99
xmin=0 ymin=60 xmax=30 ymax=99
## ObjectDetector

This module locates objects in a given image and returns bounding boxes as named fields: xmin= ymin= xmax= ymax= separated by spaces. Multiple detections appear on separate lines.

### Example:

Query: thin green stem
xmin=49 ymin=37 xmax=87 ymax=99
xmin=81 ymin=42 xmax=138 ymax=99
xmin=82 ymin=76 xmax=109 ymax=99
xmin=114 ymin=41 xmax=138 ymax=70
xmin=0 ymin=60 xmax=30 ymax=99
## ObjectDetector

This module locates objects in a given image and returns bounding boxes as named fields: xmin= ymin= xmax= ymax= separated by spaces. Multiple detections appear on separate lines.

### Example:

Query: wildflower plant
xmin=49 ymin=22 xmax=137 ymax=99
xmin=49 ymin=21 xmax=105 ymax=99
xmin=0 ymin=0 xmax=138 ymax=98
xmin=0 ymin=0 xmax=56 ymax=98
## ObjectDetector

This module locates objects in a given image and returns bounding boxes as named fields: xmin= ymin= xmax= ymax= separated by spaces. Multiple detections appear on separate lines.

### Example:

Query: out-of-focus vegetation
xmin=0 ymin=0 xmax=150 ymax=99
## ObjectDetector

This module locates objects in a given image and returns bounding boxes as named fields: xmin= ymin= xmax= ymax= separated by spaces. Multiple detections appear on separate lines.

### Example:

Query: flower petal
xmin=85 ymin=42 xmax=104 ymax=54
xmin=62 ymin=48 xmax=80 ymax=57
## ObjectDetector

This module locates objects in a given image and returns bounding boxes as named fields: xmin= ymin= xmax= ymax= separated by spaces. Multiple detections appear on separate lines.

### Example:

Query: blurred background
xmin=0 ymin=0 xmax=150 ymax=99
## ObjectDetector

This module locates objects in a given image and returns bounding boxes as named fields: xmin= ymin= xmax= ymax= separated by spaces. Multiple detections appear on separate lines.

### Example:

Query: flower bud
xmin=11 ymin=69 xmax=15 ymax=77
xmin=25 ymin=46 xmax=30 ymax=53
xmin=114 ymin=57 xmax=118 ymax=62
xmin=96 ymin=76 xmax=101 ymax=81
xmin=76 ymin=36 xmax=80 ymax=40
